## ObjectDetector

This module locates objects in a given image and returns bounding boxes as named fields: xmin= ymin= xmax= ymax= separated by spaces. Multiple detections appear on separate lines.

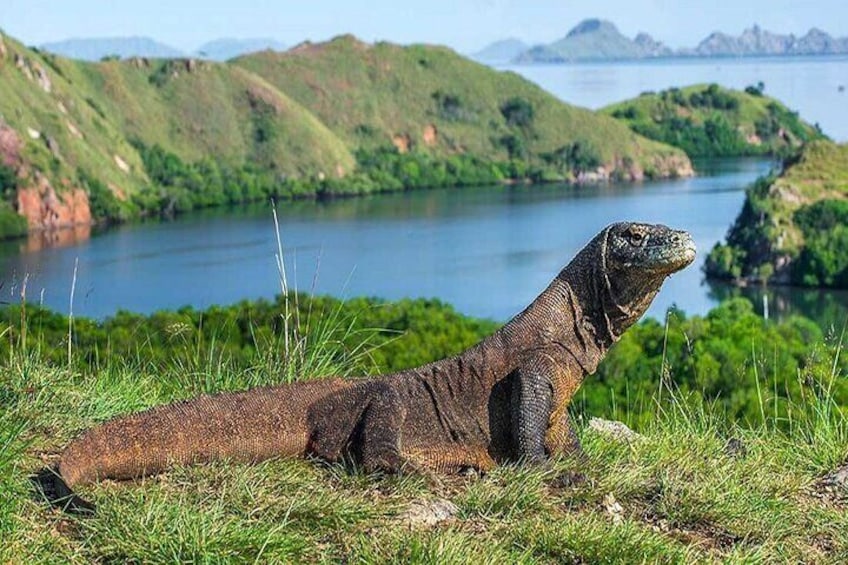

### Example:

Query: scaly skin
xmin=39 ymin=222 xmax=695 ymax=513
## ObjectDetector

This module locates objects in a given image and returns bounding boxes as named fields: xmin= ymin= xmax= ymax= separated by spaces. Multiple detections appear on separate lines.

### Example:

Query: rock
xmin=391 ymin=133 xmax=411 ymax=153
xmin=46 ymin=137 xmax=61 ymax=159
xmin=34 ymin=64 xmax=52 ymax=93
xmin=114 ymin=154 xmax=130 ymax=173
xmin=602 ymin=492 xmax=624 ymax=525
xmin=822 ymin=464 xmax=848 ymax=489
xmin=576 ymin=167 xmax=610 ymax=184
xmin=129 ymin=57 xmax=150 ymax=69
xmin=422 ymin=124 xmax=438 ymax=146
xmin=14 ymin=54 xmax=34 ymax=81
xmin=746 ymin=133 xmax=763 ymax=146
xmin=16 ymin=175 xmax=92 ymax=231
xmin=550 ymin=470 xmax=588 ymax=488
xmin=27 ymin=127 xmax=41 ymax=140
xmin=723 ymin=437 xmax=747 ymax=459
xmin=397 ymin=498 xmax=459 ymax=528
xmin=0 ymin=123 xmax=23 ymax=167
xmin=66 ymin=120 xmax=83 ymax=140
xmin=588 ymin=417 xmax=643 ymax=442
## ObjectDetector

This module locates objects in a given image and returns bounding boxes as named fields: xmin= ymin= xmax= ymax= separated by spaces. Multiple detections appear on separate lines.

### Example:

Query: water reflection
xmin=708 ymin=281 xmax=848 ymax=331
xmin=3 ymin=157 xmax=839 ymax=326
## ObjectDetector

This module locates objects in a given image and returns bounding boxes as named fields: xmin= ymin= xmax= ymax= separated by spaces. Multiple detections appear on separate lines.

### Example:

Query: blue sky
xmin=1 ymin=0 xmax=846 ymax=52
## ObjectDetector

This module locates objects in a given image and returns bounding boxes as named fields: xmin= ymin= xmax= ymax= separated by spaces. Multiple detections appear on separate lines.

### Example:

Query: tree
xmin=500 ymin=97 xmax=534 ymax=129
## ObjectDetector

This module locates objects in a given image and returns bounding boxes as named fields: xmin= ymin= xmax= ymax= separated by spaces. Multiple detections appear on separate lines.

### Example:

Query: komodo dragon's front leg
xmin=511 ymin=354 xmax=586 ymax=465
xmin=358 ymin=382 xmax=408 ymax=473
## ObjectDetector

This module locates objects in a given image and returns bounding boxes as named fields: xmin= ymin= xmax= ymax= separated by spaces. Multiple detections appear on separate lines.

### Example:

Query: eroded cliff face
xmin=1 ymin=120 xmax=92 ymax=235
xmin=575 ymin=153 xmax=694 ymax=184
xmin=650 ymin=153 xmax=695 ymax=179
xmin=16 ymin=175 xmax=92 ymax=231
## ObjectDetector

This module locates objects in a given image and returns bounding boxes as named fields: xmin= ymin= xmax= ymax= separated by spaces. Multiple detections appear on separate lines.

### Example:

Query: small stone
xmin=723 ymin=437 xmax=747 ymax=459
xmin=398 ymin=498 xmax=459 ymax=528
xmin=46 ymin=136 xmax=61 ymax=159
xmin=114 ymin=154 xmax=130 ymax=173
xmin=549 ymin=470 xmax=588 ymax=488
xmin=603 ymin=492 xmax=624 ymax=525
xmin=588 ymin=417 xmax=643 ymax=442
xmin=822 ymin=464 xmax=848 ymax=488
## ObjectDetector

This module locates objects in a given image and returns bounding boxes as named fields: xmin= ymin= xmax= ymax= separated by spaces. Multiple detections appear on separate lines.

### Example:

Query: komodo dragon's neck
xmin=430 ymin=238 xmax=631 ymax=384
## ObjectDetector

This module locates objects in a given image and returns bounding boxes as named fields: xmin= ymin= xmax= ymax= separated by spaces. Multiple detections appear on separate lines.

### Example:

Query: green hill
xmin=233 ymin=35 xmax=689 ymax=179
xmin=603 ymin=84 xmax=823 ymax=158
xmin=0 ymin=30 xmax=692 ymax=239
xmin=705 ymin=140 xmax=848 ymax=286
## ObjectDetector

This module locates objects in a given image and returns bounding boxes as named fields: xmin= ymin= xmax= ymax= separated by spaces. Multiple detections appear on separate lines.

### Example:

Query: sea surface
xmin=503 ymin=55 xmax=848 ymax=142
xmin=2 ymin=56 xmax=847 ymax=323
xmin=1 ymin=159 xmax=773 ymax=321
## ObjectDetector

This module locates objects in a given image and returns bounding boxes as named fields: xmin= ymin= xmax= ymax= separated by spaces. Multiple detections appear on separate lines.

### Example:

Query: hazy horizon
xmin=2 ymin=0 xmax=847 ymax=54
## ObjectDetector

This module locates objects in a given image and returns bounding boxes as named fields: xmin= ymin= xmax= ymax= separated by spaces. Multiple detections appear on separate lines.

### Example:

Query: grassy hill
xmin=705 ymin=140 xmax=848 ymax=286
xmin=603 ymin=84 xmax=823 ymax=158
xmin=2 ymin=294 xmax=847 ymax=562
xmin=0 ymin=30 xmax=692 ymax=239
xmin=233 ymin=35 xmax=688 ymax=178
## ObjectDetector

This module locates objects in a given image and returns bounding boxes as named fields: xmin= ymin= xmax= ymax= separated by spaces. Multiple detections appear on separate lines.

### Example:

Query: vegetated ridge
xmin=603 ymin=83 xmax=824 ymax=158
xmin=705 ymin=140 xmax=848 ymax=287
xmin=0 ymin=30 xmax=691 ymax=240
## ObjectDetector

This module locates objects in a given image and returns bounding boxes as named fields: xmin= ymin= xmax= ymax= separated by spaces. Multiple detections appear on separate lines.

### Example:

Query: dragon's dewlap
xmin=42 ymin=222 xmax=695 ymax=513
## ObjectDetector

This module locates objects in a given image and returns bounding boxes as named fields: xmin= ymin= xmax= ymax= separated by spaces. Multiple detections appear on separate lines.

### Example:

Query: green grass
xmin=2 ymin=297 xmax=848 ymax=563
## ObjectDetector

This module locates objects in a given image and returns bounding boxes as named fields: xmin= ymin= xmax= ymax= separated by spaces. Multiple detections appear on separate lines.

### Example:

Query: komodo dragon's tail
xmin=33 ymin=378 xmax=351 ymax=514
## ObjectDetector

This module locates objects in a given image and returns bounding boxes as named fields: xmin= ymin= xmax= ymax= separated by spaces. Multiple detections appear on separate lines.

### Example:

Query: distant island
xmin=603 ymin=84 xmax=823 ymax=158
xmin=705 ymin=140 xmax=848 ymax=288
xmin=475 ymin=19 xmax=848 ymax=63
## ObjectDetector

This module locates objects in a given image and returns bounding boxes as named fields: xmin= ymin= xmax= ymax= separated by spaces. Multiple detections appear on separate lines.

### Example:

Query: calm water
xmin=3 ymin=56 xmax=847 ymax=323
xmin=504 ymin=56 xmax=848 ymax=141
xmin=0 ymin=159 xmax=772 ymax=321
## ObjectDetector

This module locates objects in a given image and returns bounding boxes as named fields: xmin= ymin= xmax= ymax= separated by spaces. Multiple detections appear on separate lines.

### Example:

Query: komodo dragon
xmin=37 ymin=222 xmax=695 ymax=513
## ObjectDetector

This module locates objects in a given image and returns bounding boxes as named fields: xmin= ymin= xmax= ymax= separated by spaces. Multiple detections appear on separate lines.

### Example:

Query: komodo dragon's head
xmin=568 ymin=222 xmax=696 ymax=343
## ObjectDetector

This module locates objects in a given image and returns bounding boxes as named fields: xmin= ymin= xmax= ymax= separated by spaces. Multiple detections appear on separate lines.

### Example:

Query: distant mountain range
xmin=40 ymin=36 xmax=287 ymax=62
xmin=474 ymin=19 xmax=848 ymax=63
xmin=41 ymin=37 xmax=185 ymax=61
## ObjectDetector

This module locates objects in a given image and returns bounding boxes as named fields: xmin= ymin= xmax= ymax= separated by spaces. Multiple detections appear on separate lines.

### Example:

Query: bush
xmin=792 ymin=200 xmax=848 ymax=286
xmin=0 ymin=202 xmax=27 ymax=240
xmin=500 ymin=97 xmax=534 ymax=129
